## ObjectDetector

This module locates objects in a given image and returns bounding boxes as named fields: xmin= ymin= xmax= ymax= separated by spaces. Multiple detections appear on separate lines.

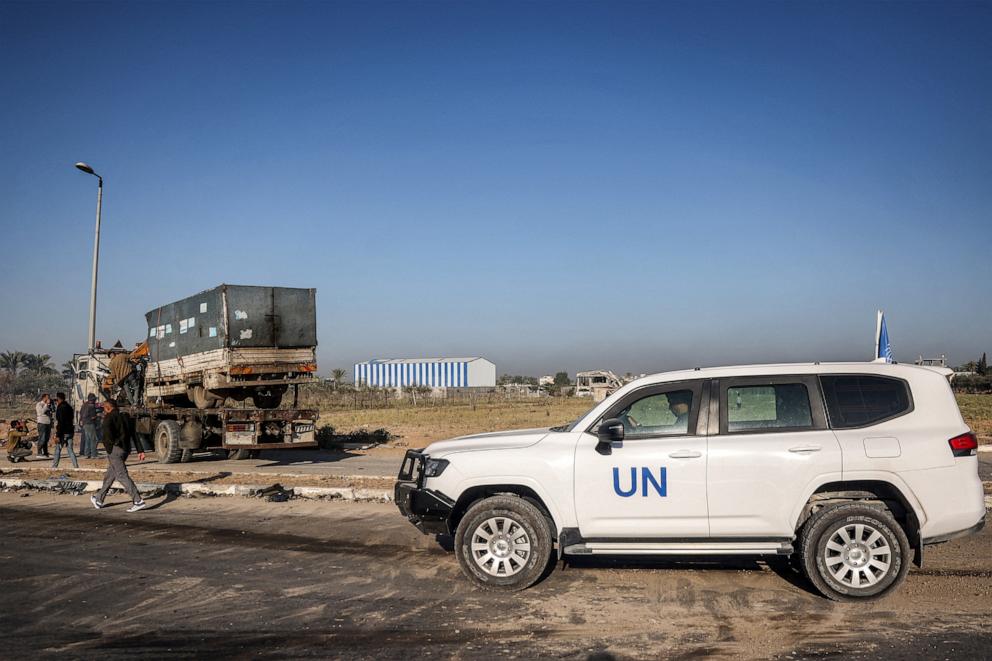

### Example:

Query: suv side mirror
xmin=596 ymin=418 xmax=624 ymax=455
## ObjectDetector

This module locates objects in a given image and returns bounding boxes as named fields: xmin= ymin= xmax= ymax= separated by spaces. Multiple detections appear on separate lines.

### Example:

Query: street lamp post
xmin=75 ymin=162 xmax=102 ymax=352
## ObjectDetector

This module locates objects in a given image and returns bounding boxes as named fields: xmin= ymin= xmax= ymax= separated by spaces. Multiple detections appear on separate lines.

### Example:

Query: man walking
xmin=51 ymin=392 xmax=78 ymax=469
xmin=91 ymin=400 xmax=147 ymax=512
xmin=79 ymin=394 xmax=100 ymax=459
xmin=35 ymin=393 xmax=51 ymax=457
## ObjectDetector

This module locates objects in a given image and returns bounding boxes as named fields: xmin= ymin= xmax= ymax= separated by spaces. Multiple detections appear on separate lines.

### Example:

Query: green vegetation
xmin=498 ymin=374 xmax=539 ymax=386
xmin=315 ymin=424 xmax=394 ymax=449
xmin=957 ymin=394 xmax=992 ymax=441
xmin=1 ymin=350 xmax=68 ymax=420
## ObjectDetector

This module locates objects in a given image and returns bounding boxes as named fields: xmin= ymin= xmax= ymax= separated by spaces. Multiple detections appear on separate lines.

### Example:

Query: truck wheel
xmin=189 ymin=386 xmax=222 ymax=410
xmin=455 ymin=495 xmax=554 ymax=591
xmin=799 ymin=503 xmax=910 ymax=601
xmin=154 ymin=420 xmax=183 ymax=464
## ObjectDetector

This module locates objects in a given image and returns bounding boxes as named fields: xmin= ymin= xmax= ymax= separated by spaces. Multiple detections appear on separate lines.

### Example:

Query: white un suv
xmin=395 ymin=363 xmax=985 ymax=600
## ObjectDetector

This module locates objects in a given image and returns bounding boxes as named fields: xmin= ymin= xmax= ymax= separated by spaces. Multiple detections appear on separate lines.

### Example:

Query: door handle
xmin=788 ymin=445 xmax=822 ymax=453
xmin=668 ymin=450 xmax=702 ymax=459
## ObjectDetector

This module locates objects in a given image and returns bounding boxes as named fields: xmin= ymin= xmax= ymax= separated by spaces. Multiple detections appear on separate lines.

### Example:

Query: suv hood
xmin=423 ymin=428 xmax=551 ymax=458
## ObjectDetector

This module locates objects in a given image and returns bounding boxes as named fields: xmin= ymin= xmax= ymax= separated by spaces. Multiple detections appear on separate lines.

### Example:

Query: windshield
xmin=549 ymin=402 xmax=601 ymax=433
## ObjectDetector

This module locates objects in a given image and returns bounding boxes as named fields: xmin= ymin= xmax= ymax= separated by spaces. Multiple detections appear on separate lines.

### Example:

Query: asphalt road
xmin=1 ymin=491 xmax=989 ymax=660
xmin=2 ymin=446 xmax=403 ymax=479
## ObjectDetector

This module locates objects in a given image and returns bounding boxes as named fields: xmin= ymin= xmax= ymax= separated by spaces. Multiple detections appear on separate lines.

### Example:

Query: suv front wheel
xmin=455 ymin=495 xmax=554 ymax=591
xmin=799 ymin=502 xmax=910 ymax=601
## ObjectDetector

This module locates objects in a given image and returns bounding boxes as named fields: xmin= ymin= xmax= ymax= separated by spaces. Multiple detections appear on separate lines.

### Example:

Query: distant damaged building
xmin=574 ymin=370 xmax=623 ymax=401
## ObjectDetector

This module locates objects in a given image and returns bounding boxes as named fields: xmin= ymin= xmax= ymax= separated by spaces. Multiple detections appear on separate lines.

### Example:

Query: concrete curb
xmin=1 ymin=464 xmax=395 ymax=482
xmin=0 ymin=478 xmax=393 ymax=503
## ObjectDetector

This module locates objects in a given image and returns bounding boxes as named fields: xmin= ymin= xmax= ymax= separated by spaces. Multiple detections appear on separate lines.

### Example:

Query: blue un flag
xmin=876 ymin=312 xmax=893 ymax=363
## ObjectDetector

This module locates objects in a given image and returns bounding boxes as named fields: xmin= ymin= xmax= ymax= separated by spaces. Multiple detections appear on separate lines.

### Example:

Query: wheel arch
xmin=450 ymin=484 xmax=560 ymax=541
xmin=793 ymin=477 xmax=925 ymax=567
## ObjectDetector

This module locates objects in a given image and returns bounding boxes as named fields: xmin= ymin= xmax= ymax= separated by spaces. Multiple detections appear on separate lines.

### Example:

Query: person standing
xmin=79 ymin=393 xmax=100 ymax=459
xmin=35 ymin=393 xmax=52 ymax=457
xmin=91 ymin=400 xmax=147 ymax=512
xmin=51 ymin=392 xmax=78 ymax=469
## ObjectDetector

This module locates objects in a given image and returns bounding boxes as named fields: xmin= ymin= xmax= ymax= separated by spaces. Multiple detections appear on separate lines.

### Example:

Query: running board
xmin=564 ymin=541 xmax=793 ymax=556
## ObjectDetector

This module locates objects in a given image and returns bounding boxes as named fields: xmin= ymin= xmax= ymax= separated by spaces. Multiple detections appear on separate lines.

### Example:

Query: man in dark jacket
xmin=91 ymin=400 xmax=147 ymax=512
xmin=51 ymin=392 xmax=78 ymax=469
xmin=79 ymin=393 xmax=100 ymax=459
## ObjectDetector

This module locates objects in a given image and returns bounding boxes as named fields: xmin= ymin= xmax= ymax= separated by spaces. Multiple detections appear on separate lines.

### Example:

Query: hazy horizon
xmin=1 ymin=1 xmax=989 ymax=378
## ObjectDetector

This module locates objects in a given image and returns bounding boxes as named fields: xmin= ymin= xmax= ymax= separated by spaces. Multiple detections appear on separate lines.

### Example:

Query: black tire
xmin=799 ymin=503 xmax=910 ymax=601
xmin=252 ymin=387 xmax=285 ymax=409
xmin=163 ymin=394 xmax=195 ymax=408
xmin=154 ymin=420 xmax=183 ymax=464
xmin=455 ymin=495 xmax=554 ymax=591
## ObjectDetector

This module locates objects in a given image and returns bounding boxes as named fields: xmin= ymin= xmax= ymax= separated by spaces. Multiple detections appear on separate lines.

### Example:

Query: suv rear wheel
xmin=455 ymin=495 xmax=554 ymax=591
xmin=799 ymin=503 xmax=910 ymax=601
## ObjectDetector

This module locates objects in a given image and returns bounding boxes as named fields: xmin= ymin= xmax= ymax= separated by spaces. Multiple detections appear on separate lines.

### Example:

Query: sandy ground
xmin=1 ymin=491 xmax=989 ymax=660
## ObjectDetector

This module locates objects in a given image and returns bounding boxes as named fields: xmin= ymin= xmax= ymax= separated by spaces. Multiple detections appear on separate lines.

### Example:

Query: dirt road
xmin=1 ymin=491 xmax=988 ymax=659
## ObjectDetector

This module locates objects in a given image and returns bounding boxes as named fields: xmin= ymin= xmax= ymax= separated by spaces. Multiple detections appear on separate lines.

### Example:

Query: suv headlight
xmin=423 ymin=458 xmax=449 ymax=478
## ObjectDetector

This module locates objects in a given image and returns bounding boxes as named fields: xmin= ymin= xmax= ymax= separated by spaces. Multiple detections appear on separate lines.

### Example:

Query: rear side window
xmin=819 ymin=375 xmax=911 ymax=428
xmin=727 ymin=383 xmax=813 ymax=432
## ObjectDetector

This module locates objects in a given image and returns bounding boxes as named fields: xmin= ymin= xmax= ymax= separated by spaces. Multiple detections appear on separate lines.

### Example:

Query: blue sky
xmin=1 ymin=1 xmax=989 ymax=376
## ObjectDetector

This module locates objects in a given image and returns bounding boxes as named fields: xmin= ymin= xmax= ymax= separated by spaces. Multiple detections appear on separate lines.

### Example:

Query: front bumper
xmin=395 ymin=450 xmax=455 ymax=535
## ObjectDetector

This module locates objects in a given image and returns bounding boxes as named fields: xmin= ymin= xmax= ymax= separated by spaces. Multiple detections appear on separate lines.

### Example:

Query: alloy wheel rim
xmin=471 ymin=516 xmax=531 ymax=577
xmin=823 ymin=522 xmax=892 ymax=588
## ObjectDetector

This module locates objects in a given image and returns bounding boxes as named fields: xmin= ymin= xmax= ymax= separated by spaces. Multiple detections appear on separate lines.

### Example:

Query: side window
xmin=819 ymin=375 xmax=911 ymax=428
xmin=615 ymin=389 xmax=693 ymax=436
xmin=727 ymin=383 xmax=812 ymax=432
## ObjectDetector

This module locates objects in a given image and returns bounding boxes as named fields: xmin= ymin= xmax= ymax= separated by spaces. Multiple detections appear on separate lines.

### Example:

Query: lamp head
xmin=75 ymin=162 xmax=98 ymax=176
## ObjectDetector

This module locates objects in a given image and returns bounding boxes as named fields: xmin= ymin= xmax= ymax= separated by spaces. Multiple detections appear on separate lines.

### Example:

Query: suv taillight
xmin=948 ymin=432 xmax=978 ymax=457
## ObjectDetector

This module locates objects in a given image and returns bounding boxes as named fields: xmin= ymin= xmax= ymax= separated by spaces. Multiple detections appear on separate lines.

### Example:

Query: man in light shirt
xmin=35 ymin=393 xmax=51 ymax=457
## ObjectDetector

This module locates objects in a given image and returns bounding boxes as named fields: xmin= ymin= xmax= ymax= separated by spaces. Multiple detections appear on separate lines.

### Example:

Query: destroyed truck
xmin=70 ymin=284 xmax=320 ymax=463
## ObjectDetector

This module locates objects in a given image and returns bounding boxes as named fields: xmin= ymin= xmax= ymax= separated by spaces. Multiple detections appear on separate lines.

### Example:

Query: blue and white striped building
xmin=354 ymin=357 xmax=496 ymax=389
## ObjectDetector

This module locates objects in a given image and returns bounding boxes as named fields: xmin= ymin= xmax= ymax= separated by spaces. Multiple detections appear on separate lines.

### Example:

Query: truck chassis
xmin=125 ymin=404 xmax=318 ymax=463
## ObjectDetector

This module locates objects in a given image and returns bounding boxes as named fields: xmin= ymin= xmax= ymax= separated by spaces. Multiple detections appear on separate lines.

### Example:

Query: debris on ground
xmin=256 ymin=483 xmax=294 ymax=502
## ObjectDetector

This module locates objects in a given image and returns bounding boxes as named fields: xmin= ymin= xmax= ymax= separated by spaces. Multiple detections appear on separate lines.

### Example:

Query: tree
xmin=331 ymin=368 xmax=347 ymax=389
xmin=541 ymin=371 xmax=572 ymax=396
xmin=0 ymin=351 xmax=25 ymax=373
xmin=21 ymin=353 xmax=56 ymax=374
xmin=979 ymin=353 xmax=988 ymax=376
xmin=498 ymin=374 xmax=538 ymax=386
